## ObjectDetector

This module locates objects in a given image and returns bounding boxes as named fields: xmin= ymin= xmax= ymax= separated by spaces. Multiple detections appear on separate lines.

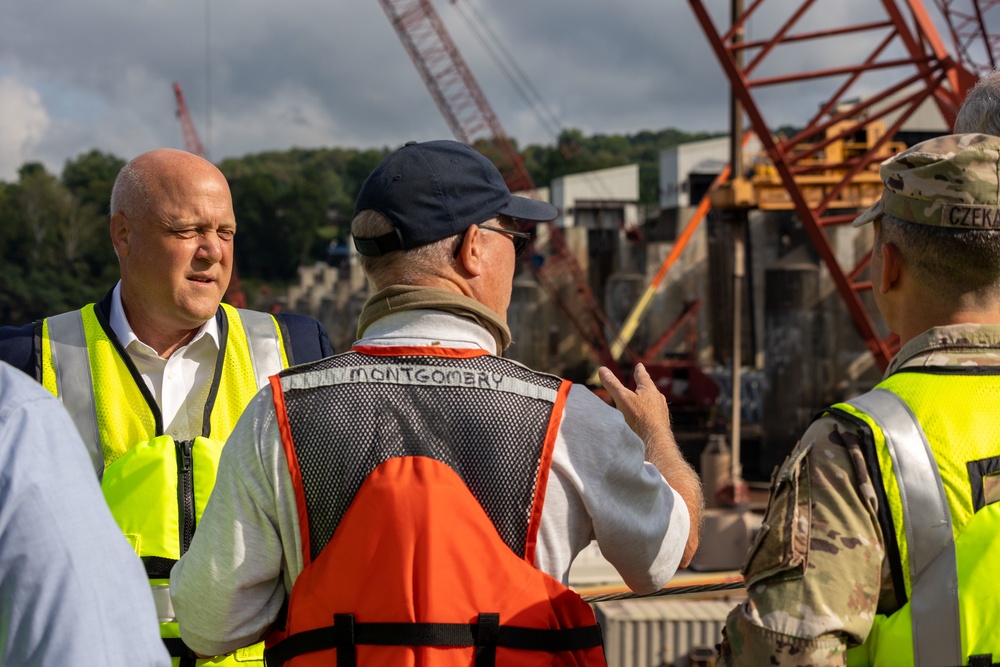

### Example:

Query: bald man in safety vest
xmin=0 ymin=148 xmax=334 ymax=666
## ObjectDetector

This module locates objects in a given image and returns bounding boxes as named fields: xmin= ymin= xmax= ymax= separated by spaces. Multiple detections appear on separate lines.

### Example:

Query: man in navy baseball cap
xmin=172 ymin=139 xmax=700 ymax=666
xmin=352 ymin=140 xmax=558 ymax=257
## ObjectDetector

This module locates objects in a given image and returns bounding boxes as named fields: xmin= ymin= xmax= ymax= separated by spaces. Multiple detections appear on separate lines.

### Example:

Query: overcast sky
xmin=0 ymin=1 xmax=988 ymax=181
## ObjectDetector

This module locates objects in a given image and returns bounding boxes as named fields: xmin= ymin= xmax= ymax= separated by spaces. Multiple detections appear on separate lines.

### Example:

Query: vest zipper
xmin=177 ymin=439 xmax=196 ymax=555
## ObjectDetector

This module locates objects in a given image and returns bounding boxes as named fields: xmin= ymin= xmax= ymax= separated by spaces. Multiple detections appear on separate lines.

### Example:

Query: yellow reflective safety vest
xmin=41 ymin=302 xmax=290 ymax=667
xmin=831 ymin=370 xmax=1000 ymax=667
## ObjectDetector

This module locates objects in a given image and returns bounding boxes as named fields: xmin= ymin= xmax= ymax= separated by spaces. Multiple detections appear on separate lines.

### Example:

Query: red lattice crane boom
xmin=375 ymin=0 xmax=532 ymax=192
xmin=937 ymin=0 xmax=1000 ymax=74
xmin=172 ymin=81 xmax=207 ymax=159
xmin=377 ymin=0 xmax=623 ymax=371
xmin=688 ymin=0 xmax=978 ymax=371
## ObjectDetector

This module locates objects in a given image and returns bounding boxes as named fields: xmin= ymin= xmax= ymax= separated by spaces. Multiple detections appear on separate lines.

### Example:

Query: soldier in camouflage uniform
xmin=719 ymin=133 xmax=1000 ymax=665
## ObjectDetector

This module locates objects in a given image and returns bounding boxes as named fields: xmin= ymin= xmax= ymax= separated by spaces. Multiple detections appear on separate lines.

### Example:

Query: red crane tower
xmin=688 ymin=0 xmax=978 ymax=372
xmin=376 ymin=0 xmax=624 ymax=373
xmin=937 ymin=0 xmax=1000 ymax=74
xmin=172 ymin=82 xmax=207 ymax=159
xmin=172 ymin=81 xmax=248 ymax=309
xmin=374 ymin=0 xmax=531 ymax=192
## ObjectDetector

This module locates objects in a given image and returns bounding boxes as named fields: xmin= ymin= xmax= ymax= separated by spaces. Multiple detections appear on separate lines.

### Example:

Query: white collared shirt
xmin=109 ymin=282 xmax=221 ymax=442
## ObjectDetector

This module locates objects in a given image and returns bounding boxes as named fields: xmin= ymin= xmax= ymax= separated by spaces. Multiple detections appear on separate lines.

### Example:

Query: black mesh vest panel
xmin=278 ymin=351 xmax=564 ymax=562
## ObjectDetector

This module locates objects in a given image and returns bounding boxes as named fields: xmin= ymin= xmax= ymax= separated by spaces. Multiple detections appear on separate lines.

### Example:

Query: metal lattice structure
xmin=688 ymin=0 xmax=978 ymax=371
xmin=172 ymin=81 xmax=206 ymax=159
xmin=936 ymin=0 xmax=1000 ymax=74
xmin=377 ymin=0 xmax=623 ymax=370
xmin=376 ymin=0 xmax=532 ymax=192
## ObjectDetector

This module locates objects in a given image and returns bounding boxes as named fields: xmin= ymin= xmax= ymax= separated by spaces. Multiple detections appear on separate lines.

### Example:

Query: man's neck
xmin=140 ymin=327 xmax=201 ymax=359
xmin=114 ymin=286 xmax=209 ymax=358
xmin=125 ymin=311 xmax=201 ymax=358
xmin=358 ymin=284 xmax=511 ymax=352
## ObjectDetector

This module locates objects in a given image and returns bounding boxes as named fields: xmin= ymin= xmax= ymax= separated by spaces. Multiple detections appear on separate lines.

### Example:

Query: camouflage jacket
xmin=718 ymin=324 xmax=1000 ymax=666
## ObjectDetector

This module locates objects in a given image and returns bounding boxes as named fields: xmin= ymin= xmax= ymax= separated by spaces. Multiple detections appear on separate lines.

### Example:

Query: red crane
xmin=172 ymin=82 xmax=207 ymax=159
xmin=376 ymin=0 xmax=625 ymax=373
xmin=171 ymin=81 xmax=248 ymax=309
xmin=936 ymin=0 xmax=1000 ymax=74
xmin=688 ymin=0 xmax=978 ymax=371
xmin=374 ymin=0 xmax=531 ymax=191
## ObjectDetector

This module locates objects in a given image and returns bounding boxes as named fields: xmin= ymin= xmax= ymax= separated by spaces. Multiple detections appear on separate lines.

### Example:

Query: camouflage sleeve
xmin=717 ymin=414 xmax=886 ymax=666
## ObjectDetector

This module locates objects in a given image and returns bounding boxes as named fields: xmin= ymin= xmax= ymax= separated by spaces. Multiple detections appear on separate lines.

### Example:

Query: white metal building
xmin=550 ymin=163 xmax=640 ymax=231
xmin=659 ymin=135 xmax=763 ymax=211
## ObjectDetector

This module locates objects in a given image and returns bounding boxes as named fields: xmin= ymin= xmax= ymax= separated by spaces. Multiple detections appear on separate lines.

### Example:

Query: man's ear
xmin=455 ymin=225 xmax=486 ymax=277
xmin=110 ymin=213 xmax=129 ymax=259
xmin=878 ymin=241 xmax=903 ymax=294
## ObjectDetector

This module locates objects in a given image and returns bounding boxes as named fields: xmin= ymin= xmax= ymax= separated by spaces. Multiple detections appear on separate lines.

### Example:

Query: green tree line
xmin=0 ymin=127 xmax=720 ymax=324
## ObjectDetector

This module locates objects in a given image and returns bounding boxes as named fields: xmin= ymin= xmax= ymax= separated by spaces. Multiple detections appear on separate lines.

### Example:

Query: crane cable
xmin=450 ymin=0 xmax=564 ymax=141
xmin=930 ymin=0 xmax=995 ymax=74
xmin=448 ymin=1 xmax=641 ymax=211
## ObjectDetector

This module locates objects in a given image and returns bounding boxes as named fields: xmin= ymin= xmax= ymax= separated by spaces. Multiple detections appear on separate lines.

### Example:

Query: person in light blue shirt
xmin=0 ymin=360 xmax=169 ymax=666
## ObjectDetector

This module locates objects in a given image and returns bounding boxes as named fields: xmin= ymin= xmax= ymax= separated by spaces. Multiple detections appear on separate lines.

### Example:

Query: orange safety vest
xmin=264 ymin=346 xmax=606 ymax=667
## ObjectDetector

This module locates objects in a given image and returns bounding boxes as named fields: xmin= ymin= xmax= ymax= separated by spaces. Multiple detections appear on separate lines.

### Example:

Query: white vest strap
xmin=151 ymin=584 xmax=176 ymax=623
xmin=847 ymin=388 xmax=961 ymax=667
xmin=236 ymin=309 xmax=284 ymax=386
xmin=46 ymin=310 xmax=103 ymax=477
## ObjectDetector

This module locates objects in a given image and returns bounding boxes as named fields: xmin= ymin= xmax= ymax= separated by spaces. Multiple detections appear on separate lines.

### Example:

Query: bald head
xmin=111 ymin=149 xmax=229 ymax=223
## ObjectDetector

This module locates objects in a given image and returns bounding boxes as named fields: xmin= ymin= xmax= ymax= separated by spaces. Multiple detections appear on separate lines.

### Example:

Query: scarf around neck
xmin=357 ymin=285 xmax=512 ymax=352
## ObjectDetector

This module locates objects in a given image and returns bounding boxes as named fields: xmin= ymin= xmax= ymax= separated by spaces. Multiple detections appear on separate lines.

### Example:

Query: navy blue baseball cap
xmin=352 ymin=140 xmax=558 ymax=256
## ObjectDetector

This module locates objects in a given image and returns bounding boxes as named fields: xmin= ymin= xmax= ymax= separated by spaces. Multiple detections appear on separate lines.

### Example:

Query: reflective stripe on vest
xmin=846 ymin=389 xmax=962 ymax=667
xmin=151 ymin=583 xmax=175 ymax=623
xmin=240 ymin=307 xmax=286 ymax=389
xmin=44 ymin=309 xmax=103 ymax=475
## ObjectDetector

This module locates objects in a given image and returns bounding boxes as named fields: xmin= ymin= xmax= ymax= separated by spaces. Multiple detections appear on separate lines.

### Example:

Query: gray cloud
xmin=0 ymin=0 xmax=979 ymax=180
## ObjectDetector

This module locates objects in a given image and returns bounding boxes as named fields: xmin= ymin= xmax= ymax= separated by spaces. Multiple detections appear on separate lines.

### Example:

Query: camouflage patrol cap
xmin=853 ymin=133 xmax=1000 ymax=229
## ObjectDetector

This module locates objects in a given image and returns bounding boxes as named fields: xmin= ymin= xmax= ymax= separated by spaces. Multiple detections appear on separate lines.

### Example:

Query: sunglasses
xmin=476 ymin=224 xmax=532 ymax=257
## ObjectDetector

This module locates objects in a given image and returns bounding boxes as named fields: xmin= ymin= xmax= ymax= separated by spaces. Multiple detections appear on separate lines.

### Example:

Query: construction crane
xmin=171 ymin=81 xmax=248 ymax=309
xmin=936 ymin=0 xmax=1000 ymax=74
xmin=375 ymin=0 xmax=625 ymax=374
xmin=374 ymin=0 xmax=531 ymax=191
xmin=688 ymin=0 xmax=977 ymax=373
xmin=172 ymin=82 xmax=207 ymax=160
